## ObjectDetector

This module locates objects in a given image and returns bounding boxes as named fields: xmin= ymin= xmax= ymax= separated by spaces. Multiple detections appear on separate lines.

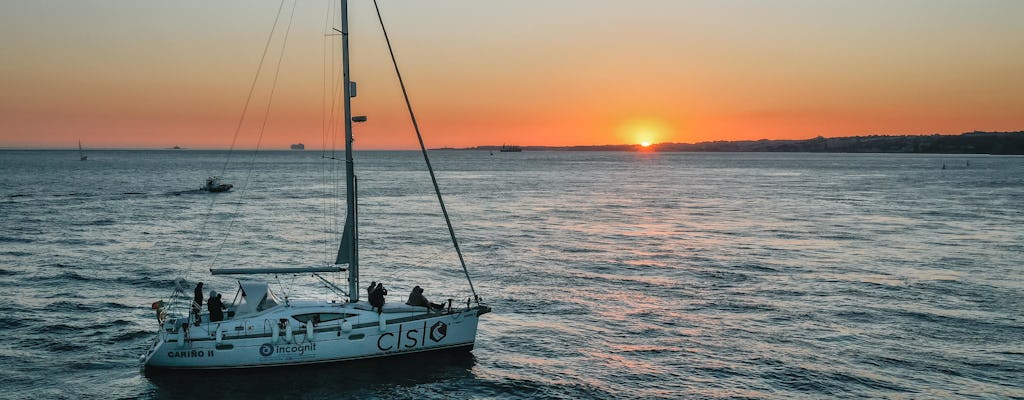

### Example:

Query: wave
xmin=55 ymin=271 xmax=100 ymax=282
xmin=42 ymin=301 xmax=97 ymax=312
xmin=501 ymin=297 xmax=591 ymax=316
xmin=733 ymin=263 xmax=780 ymax=273
xmin=109 ymin=329 xmax=153 ymax=343
xmin=69 ymin=218 xmax=117 ymax=226
xmin=0 ymin=315 xmax=31 ymax=329
xmin=37 ymin=323 xmax=91 ymax=335
xmin=694 ymin=269 xmax=753 ymax=283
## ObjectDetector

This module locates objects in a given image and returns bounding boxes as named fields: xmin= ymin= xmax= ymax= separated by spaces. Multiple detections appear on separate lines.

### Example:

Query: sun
xmin=618 ymin=117 xmax=672 ymax=148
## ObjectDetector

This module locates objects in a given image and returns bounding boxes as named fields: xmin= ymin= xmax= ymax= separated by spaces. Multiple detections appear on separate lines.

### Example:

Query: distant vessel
xmin=500 ymin=144 xmax=522 ymax=152
xmin=290 ymin=143 xmax=305 ymax=150
xmin=201 ymin=176 xmax=233 ymax=192
xmin=141 ymin=0 xmax=488 ymax=371
xmin=172 ymin=146 xmax=182 ymax=150
xmin=78 ymin=141 xmax=87 ymax=161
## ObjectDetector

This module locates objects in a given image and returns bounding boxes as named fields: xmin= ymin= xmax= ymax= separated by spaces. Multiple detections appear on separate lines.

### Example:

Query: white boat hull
xmin=143 ymin=304 xmax=487 ymax=371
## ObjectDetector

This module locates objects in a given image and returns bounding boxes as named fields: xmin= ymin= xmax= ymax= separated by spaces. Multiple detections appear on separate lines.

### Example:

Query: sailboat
xmin=141 ymin=0 xmax=488 ymax=371
xmin=78 ymin=140 xmax=87 ymax=161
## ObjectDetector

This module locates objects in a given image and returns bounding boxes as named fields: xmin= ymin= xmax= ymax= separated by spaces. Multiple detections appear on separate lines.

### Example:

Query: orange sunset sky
xmin=1 ymin=0 xmax=1022 ymax=150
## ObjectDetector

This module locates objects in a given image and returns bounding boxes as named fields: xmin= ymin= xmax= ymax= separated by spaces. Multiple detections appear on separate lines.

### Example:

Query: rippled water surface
xmin=1 ymin=150 xmax=1022 ymax=399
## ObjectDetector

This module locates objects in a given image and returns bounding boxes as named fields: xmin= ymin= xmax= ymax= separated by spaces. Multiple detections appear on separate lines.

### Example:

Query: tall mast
xmin=336 ymin=0 xmax=359 ymax=302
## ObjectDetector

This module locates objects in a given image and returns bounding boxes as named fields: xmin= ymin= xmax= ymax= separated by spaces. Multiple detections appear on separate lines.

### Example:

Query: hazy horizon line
xmin=3 ymin=130 xmax=1019 ymax=151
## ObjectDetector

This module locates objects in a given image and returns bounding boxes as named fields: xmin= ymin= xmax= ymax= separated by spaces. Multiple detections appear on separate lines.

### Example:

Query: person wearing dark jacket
xmin=192 ymin=282 xmax=204 ymax=325
xmin=406 ymin=286 xmax=443 ymax=311
xmin=368 ymin=282 xmax=387 ymax=314
xmin=208 ymin=291 xmax=226 ymax=322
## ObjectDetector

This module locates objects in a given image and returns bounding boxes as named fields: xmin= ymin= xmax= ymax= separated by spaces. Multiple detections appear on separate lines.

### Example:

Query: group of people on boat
xmin=189 ymin=281 xmax=441 ymax=325
xmin=191 ymin=282 xmax=227 ymax=325
xmin=367 ymin=281 xmax=388 ymax=313
xmin=368 ymin=282 xmax=445 ymax=313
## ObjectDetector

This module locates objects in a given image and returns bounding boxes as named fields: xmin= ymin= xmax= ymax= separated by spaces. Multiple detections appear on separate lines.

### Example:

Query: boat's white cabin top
xmin=230 ymin=280 xmax=282 ymax=316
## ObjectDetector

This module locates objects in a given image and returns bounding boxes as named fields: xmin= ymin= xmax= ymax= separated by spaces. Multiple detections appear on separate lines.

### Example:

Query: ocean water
xmin=0 ymin=150 xmax=1021 ymax=399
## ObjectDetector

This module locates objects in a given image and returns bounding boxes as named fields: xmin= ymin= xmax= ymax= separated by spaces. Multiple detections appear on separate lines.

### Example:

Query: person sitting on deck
xmin=406 ymin=286 xmax=444 ymax=312
xmin=208 ymin=291 xmax=226 ymax=322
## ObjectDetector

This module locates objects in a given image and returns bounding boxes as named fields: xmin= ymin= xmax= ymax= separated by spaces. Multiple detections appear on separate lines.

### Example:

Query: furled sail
xmin=335 ymin=216 xmax=353 ymax=264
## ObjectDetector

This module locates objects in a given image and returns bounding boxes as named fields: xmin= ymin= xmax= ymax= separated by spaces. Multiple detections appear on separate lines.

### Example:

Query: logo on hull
xmin=258 ymin=342 xmax=317 ymax=357
xmin=376 ymin=320 xmax=449 ymax=352
xmin=259 ymin=343 xmax=274 ymax=356
xmin=430 ymin=321 xmax=447 ymax=342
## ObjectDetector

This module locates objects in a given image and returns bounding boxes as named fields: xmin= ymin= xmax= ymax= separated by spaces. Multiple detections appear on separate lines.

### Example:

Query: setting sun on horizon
xmin=1 ymin=1 xmax=1022 ymax=149
xmin=619 ymin=118 xmax=674 ymax=148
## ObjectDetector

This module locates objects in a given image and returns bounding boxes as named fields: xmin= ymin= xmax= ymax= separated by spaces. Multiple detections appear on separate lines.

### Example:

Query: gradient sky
xmin=1 ymin=0 xmax=1022 ymax=150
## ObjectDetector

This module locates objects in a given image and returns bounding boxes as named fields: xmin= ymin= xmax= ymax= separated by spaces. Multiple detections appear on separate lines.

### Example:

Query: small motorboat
xmin=202 ymin=176 xmax=233 ymax=192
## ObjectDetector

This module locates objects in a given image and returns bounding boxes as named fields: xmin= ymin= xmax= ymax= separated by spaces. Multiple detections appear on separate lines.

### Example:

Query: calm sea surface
xmin=0 ymin=150 xmax=1022 ymax=399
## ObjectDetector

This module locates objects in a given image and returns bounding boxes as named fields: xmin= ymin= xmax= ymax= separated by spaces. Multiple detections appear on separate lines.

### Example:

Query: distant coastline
xmin=465 ymin=131 xmax=1024 ymax=155
xmin=3 ymin=131 xmax=1023 ymax=154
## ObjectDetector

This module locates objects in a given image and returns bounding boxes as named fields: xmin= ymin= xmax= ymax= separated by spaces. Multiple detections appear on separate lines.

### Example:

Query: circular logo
xmin=259 ymin=343 xmax=275 ymax=357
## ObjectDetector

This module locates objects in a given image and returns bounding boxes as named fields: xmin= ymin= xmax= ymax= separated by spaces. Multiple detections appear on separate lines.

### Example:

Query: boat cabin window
xmin=291 ymin=313 xmax=355 ymax=324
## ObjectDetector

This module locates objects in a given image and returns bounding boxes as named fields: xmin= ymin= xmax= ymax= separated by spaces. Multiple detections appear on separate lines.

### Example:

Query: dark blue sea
xmin=1 ymin=150 xmax=1022 ymax=399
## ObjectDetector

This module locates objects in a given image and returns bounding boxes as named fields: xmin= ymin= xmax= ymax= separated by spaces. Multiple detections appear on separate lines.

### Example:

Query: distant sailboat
xmin=78 ymin=141 xmax=87 ymax=161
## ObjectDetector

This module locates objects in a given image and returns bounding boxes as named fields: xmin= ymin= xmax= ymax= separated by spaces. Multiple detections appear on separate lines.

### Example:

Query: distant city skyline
xmin=1 ymin=0 xmax=1022 ymax=150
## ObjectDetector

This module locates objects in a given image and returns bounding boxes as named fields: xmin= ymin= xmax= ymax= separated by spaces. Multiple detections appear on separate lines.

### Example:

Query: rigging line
xmin=321 ymin=72 xmax=344 ymax=263
xmin=204 ymin=0 xmax=300 ymax=272
xmin=320 ymin=0 xmax=333 ymax=161
xmin=372 ymin=0 xmax=480 ymax=304
xmin=321 ymin=1 xmax=345 ymax=264
xmin=328 ymin=57 xmax=346 ymax=264
xmin=321 ymin=0 xmax=333 ymax=264
xmin=181 ymin=0 xmax=288 ymax=283
xmin=220 ymin=0 xmax=288 ymax=178
xmin=332 ymin=57 xmax=345 ymax=258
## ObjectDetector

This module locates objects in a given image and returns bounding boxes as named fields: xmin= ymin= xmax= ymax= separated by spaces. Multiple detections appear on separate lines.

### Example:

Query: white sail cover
xmin=232 ymin=281 xmax=281 ymax=316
